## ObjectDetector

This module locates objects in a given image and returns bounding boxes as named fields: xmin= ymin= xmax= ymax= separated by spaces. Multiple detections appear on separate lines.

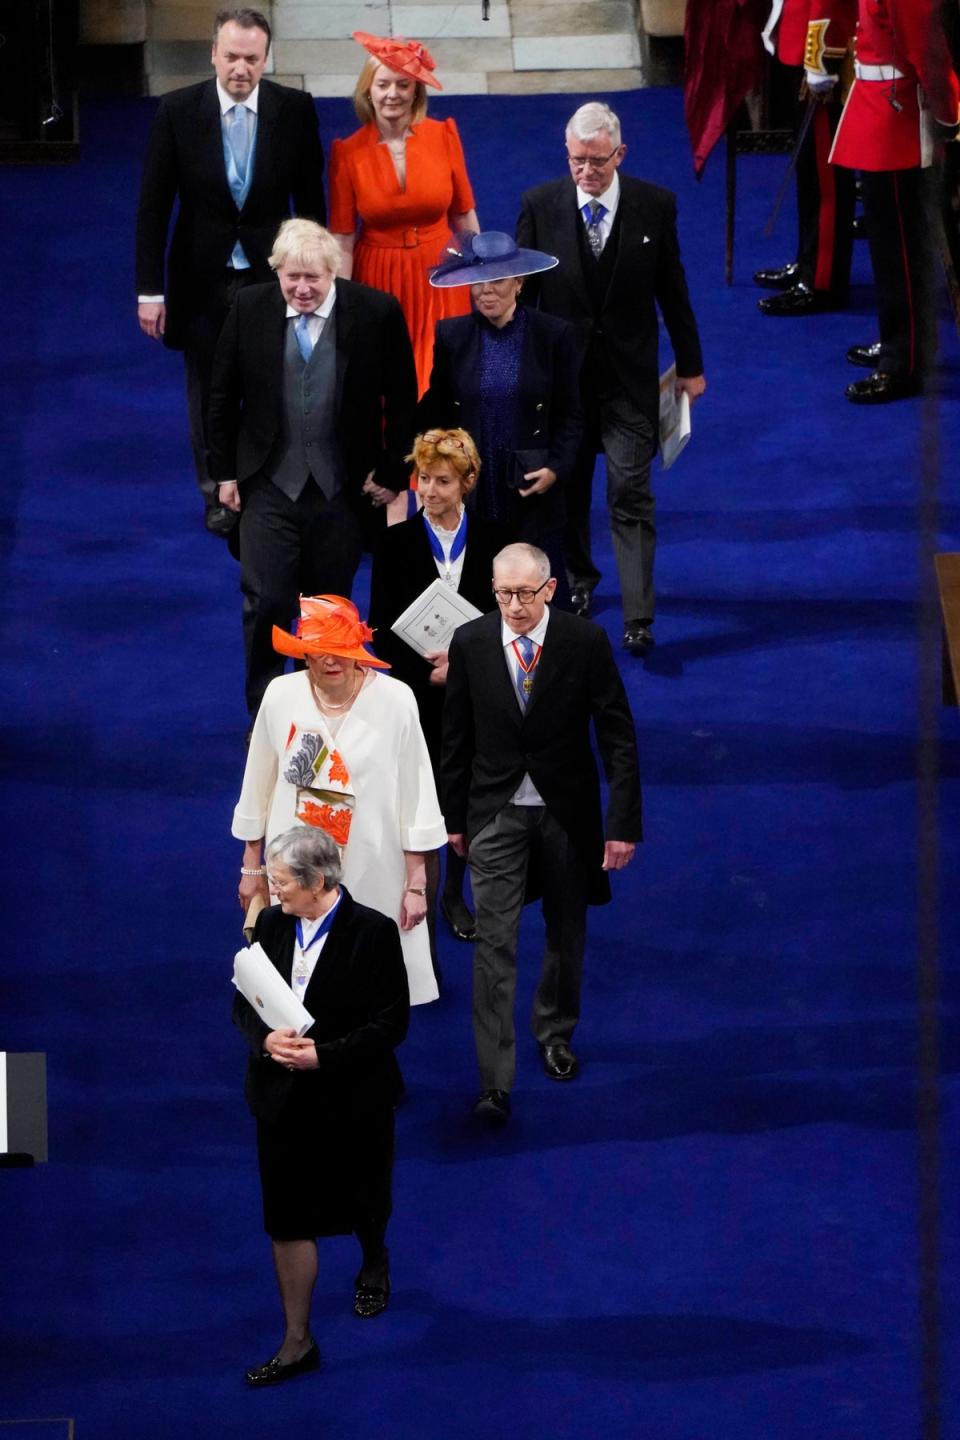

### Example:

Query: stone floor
xmin=145 ymin=0 xmax=649 ymax=95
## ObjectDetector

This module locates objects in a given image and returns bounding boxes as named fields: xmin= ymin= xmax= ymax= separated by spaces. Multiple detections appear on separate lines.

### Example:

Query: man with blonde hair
xmin=517 ymin=101 xmax=706 ymax=656
xmin=208 ymin=218 xmax=417 ymax=717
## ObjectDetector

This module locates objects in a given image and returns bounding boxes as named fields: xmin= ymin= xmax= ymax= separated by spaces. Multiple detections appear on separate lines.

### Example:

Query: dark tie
xmin=515 ymin=634 xmax=538 ymax=707
xmin=584 ymin=200 xmax=606 ymax=258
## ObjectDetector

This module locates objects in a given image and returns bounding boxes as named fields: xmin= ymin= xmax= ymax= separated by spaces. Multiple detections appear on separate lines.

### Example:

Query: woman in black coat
xmin=234 ymin=825 xmax=409 ymax=1386
xmin=369 ymin=427 xmax=501 ymax=944
xmin=418 ymin=231 xmax=584 ymax=607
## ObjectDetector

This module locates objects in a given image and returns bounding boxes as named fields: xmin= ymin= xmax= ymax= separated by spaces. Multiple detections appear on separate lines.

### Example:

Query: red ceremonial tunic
xmin=831 ymin=0 xmax=960 ymax=170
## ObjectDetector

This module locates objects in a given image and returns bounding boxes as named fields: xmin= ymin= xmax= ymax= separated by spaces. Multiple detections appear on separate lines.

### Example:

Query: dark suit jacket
xmin=516 ymin=174 xmax=703 ymax=427
xmin=441 ymin=607 xmax=642 ymax=905
xmin=232 ymin=889 xmax=409 ymax=1124
xmin=416 ymin=309 xmax=584 ymax=537
xmin=368 ymin=510 xmax=502 ymax=763
xmin=135 ymin=78 xmax=326 ymax=349
xmin=207 ymin=278 xmax=418 ymax=499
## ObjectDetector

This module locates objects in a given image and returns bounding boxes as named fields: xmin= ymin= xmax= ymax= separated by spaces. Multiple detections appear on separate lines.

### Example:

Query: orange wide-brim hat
xmin=353 ymin=31 xmax=443 ymax=89
xmin=272 ymin=595 xmax=391 ymax=667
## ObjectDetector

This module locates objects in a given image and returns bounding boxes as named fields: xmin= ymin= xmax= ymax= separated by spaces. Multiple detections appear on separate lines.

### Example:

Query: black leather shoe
xmin=757 ymin=282 xmax=843 ymax=316
xmin=752 ymin=261 xmax=799 ymax=290
xmin=846 ymin=341 xmax=882 ymax=368
xmin=570 ymin=584 xmax=592 ymax=618
xmin=845 ymin=370 xmax=920 ymax=404
xmin=354 ymin=1256 xmax=390 ymax=1319
xmin=440 ymin=894 xmax=477 ymax=942
xmin=473 ymin=1089 xmax=510 ymax=1123
xmin=624 ymin=622 xmax=654 ymax=657
xmin=205 ymin=503 xmax=238 ymax=537
xmin=245 ymin=1339 xmax=321 ymax=1387
xmin=540 ymin=1042 xmax=579 ymax=1081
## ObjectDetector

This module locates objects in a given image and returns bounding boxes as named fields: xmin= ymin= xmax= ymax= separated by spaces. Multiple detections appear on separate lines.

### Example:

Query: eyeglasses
xmin=492 ymin=581 xmax=551 ymax=605
xmin=566 ymin=146 xmax=621 ymax=171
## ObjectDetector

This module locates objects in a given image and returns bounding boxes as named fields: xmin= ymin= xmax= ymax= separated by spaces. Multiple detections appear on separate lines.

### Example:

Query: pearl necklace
xmin=309 ymin=668 xmax=362 ymax=715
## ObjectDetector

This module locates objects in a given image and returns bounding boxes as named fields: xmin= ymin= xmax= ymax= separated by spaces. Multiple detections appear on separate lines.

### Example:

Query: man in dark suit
xmin=208 ymin=218 xmax=418 ymax=718
xmin=135 ymin=7 xmax=325 ymax=536
xmin=441 ymin=543 xmax=642 ymax=1122
xmin=516 ymin=101 xmax=706 ymax=656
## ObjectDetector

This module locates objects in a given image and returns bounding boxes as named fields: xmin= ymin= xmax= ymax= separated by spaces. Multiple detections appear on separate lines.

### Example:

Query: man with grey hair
xmin=517 ymin=101 xmax=706 ymax=656
xmin=208 ymin=218 xmax=417 ymax=717
xmin=136 ymin=8 xmax=325 ymax=537
xmin=442 ymin=543 xmax=641 ymax=1122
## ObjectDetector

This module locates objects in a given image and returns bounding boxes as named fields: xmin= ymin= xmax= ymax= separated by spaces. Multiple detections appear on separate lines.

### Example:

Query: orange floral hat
xmin=272 ymin=595 xmax=391 ymax=667
xmin=353 ymin=31 xmax=443 ymax=89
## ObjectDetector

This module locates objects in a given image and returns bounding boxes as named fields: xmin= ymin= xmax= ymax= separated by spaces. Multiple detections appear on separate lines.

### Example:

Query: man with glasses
xmin=517 ymin=101 xmax=705 ymax=656
xmin=441 ymin=543 xmax=641 ymax=1122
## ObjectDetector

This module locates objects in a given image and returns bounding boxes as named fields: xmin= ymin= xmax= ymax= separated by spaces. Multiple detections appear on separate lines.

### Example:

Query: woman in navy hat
xmin=417 ymin=232 xmax=585 ymax=606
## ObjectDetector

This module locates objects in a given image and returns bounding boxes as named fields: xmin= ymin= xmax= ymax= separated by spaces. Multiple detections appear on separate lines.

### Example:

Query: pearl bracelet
xmin=241 ymin=866 xmax=267 ymax=877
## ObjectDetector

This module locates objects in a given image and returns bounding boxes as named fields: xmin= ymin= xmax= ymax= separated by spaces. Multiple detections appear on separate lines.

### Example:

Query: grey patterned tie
xmin=584 ymin=200 xmax=606 ymax=258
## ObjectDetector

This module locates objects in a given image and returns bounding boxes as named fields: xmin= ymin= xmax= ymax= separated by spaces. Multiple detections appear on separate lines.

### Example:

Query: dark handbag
xmin=506 ymin=448 xmax=550 ymax=490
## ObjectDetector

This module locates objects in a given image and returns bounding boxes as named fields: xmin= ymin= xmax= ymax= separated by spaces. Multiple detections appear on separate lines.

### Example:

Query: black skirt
xmin=256 ymin=1077 xmax=396 ymax=1241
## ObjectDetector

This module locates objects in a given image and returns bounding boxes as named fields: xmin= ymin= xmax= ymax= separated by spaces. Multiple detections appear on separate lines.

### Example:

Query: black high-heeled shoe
xmin=354 ymin=1257 xmax=391 ymax=1318
xmin=245 ymin=1338 xmax=321 ymax=1386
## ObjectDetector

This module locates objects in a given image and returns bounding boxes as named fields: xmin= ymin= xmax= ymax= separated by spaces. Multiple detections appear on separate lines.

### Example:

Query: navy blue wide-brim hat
xmin=428 ymin=230 xmax=559 ymax=288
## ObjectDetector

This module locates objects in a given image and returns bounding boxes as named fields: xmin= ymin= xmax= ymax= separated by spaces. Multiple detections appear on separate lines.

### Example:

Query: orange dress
xmin=328 ymin=116 xmax=477 ymax=394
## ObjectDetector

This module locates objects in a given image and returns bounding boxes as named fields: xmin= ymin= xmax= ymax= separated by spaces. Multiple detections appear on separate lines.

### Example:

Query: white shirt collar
xmin=501 ymin=608 xmax=551 ymax=651
xmin=285 ymin=282 xmax=337 ymax=321
xmin=576 ymin=170 xmax=620 ymax=215
xmin=217 ymin=80 xmax=260 ymax=115
xmin=298 ymin=890 xmax=341 ymax=941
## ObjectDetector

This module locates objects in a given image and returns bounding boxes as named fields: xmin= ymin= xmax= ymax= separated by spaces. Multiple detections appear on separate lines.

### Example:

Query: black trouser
xmin=182 ymin=269 xmax=256 ymax=505
xmin=782 ymin=62 xmax=855 ymax=298
xmin=861 ymin=166 xmax=939 ymax=379
xmin=238 ymin=477 xmax=364 ymax=716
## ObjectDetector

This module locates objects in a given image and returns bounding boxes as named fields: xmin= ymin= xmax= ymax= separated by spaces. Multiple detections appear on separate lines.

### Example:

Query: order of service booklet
xmin=658 ymin=363 xmax=692 ymax=471
xmin=390 ymin=577 xmax=483 ymax=658
xmin=232 ymin=942 xmax=314 ymax=1036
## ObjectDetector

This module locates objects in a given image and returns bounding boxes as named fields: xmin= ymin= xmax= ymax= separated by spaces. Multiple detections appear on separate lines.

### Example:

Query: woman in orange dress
xmin=328 ymin=32 xmax=480 ymax=398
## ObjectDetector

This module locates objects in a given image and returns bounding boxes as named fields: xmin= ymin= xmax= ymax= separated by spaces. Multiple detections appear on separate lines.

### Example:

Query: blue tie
xmin=583 ymin=200 xmax=606 ymax=258
xmin=294 ymin=314 xmax=314 ymax=362
xmin=227 ymin=103 xmax=251 ymax=184
xmin=515 ymin=634 xmax=537 ymax=707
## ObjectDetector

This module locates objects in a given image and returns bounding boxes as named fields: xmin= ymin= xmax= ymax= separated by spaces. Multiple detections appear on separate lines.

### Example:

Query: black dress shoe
xmin=440 ymin=893 xmax=477 ymax=942
xmin=846 ymin=340 xmax=882 ymax=368
xmin=752 ymin=261 xmax=799 ymax=290
xmin=540 ymin=1042 xmax=579 ymax=1081
xmin=570 ymin=583 xmax=592 ymax=618
xmin=245 ymin=1339 xmax=321 ymax=1387
xmin=473 ymin=1088 xmax=510 ymax=1123
xmin=205 ymin=503 xmax=238 ymax=537
xmin=845 ymin=370 xmax=920 ymax=404
xmin=757 ymin=282 xmax=843 ymax=316
xmin=354 ymin=1256 xmax=390 ymax=1319
xmin=623 ymin=622 xmax=654 ymax=657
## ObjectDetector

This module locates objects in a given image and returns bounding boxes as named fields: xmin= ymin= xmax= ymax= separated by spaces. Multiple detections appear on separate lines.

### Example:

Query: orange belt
xmin=360 ymin=218 xmax=449 ymax=250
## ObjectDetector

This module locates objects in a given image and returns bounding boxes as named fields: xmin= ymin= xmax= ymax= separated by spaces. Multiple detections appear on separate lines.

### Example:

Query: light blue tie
xmin=227 ymin=103 xmax=251 ymax=185
xmin=294 ymin=314 xmax=315 ymax=363
xmin=515 ymin=634 xmax=537 ymax=708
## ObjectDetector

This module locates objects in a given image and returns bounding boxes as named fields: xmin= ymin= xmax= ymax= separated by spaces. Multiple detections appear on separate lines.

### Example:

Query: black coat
xmin=135 ymin=78 xmax=326 ymax=349
xmin=516 ymin=174 xmax=703 ymax=427
xmin=441 ymin=608 xmax=642 ymax=906
xmin=368 ymin=509 xmax=502 ymax=764
xmin=207 ymin=279 xmax=418 ymax=500
xmin=416 ymin=308 xmax=584 ymax=539
xmin=232 ymin=890 xmax=409 ymax=1125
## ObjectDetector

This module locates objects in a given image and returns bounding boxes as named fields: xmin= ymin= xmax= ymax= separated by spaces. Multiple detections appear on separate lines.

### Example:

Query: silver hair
xmin=493 ymin=542 xmax=551 ymax=583
xmin=565 ymin=101 xmax=622 ymax=149
xmin=269 ymin=218 xmax=343 ymax=276
xmin=266 ymin=826 xmax=343 ymax=890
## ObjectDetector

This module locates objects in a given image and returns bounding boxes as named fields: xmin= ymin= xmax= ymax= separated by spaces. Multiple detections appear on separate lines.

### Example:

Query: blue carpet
xmin=1 ymin=87 xmax=958 ymax=1438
